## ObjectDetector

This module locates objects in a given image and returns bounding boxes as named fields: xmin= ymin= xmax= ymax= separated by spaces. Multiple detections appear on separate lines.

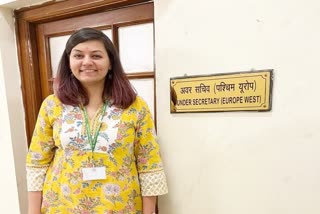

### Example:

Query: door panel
xmin=119 ymin=23 xmax=154 ymax=73
xmin=37 ymin=3 xmax=153 ymax=36
xmin=49 ymin=35 xmax=70 ymax=78
xmin=130 ymin=78 xmax=155 ymax=118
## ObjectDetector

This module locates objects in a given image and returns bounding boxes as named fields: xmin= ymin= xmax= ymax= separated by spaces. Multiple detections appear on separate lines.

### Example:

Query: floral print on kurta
xmin=26 ymin=95 xmax=168 ymax=214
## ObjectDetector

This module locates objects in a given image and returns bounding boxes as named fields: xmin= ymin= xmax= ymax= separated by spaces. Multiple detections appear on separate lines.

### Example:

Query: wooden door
xmin=15 ymin=0 xmax=155 ymax=143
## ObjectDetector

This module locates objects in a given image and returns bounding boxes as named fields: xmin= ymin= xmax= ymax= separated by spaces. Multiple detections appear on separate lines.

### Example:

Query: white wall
xmin=0 ymin=53 xmax=21 ymax=214
xmin=155 ymin=0 xmax=320 ymax=213
xmin=0 ymin=7 xmax=27 ymax=214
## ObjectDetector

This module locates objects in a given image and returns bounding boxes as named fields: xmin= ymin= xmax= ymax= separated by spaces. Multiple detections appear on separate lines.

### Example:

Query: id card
xmin=82 ymin=167 xmax=106 ymax=181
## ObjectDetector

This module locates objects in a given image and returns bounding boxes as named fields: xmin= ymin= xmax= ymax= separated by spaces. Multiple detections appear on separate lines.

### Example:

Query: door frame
xmin=14 ymin=0 xmax=152 ymax=143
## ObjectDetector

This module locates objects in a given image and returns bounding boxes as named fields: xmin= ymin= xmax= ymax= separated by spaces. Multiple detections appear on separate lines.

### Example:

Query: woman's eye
xmin=73 ymin=54 xmax=83 ymax=59
xmin=92 ymin=55 xmax=102 ymax=59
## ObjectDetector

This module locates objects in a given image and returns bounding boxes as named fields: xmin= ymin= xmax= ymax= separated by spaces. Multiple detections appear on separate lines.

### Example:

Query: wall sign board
xmin=170 ymin=70 xmax=273 ymax=113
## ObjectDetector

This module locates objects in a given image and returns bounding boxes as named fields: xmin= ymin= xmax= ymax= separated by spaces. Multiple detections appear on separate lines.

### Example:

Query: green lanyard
xmin=81 ymin=103 xmax=107 ymax=154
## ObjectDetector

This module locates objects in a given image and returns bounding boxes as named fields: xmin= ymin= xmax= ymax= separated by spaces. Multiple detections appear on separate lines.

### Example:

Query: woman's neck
xmin=82 ymin=84 xmax=105 ymax=120
xmin=84 ymin=83 xmax=105 ymax=107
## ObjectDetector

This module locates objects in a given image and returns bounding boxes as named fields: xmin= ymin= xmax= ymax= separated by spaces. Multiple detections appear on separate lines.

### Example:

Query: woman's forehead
xmin=71 ymin=40 xmax=107 ymax=52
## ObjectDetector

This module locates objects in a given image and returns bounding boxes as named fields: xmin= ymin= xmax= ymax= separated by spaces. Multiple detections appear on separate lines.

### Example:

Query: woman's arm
xmin=26 ymin=96 xmax=58 ymax=214
xmin=143 ymin=196 xmax=157 ymax=214
xmin=28 ymin=191 xmax=42 ymax=214
xmin=133 ymin=98 xmax=168 ymax=213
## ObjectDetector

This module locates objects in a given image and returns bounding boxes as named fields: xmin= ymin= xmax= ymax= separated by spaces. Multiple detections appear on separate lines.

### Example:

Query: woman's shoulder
xmin=38 ymin=94 xmax=64 ymax=120
xmin=129 ymin=96 xmax=149 ymax=110
xmin=41 ymin=94 xmax=63 ymax=109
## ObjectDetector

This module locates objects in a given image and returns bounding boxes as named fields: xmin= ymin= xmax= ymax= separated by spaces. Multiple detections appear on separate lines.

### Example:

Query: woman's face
xmin=69 ymin=40 xmax=111 ymax=87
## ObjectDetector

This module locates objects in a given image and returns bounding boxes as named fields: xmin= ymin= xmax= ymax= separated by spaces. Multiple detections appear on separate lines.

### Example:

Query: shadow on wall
xmin=170 ymin=85 xmax=177 ymax=112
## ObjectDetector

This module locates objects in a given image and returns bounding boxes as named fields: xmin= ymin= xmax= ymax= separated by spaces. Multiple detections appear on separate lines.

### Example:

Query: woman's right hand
xmin=28 ymin=191 xmax=42 ymax=214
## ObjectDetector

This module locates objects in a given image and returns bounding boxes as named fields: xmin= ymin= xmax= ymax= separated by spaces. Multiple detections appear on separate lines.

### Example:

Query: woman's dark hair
xmin=55 ymin=27 xmax=136 ymax=108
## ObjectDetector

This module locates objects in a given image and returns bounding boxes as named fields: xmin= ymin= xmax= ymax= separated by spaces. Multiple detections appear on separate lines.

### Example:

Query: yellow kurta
xmin=26 ymin=95 xmax=168 ymax=214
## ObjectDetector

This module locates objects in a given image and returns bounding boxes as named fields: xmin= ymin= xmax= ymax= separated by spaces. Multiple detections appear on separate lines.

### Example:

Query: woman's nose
xmin=82 ymin=56 xmax=93 ymax=65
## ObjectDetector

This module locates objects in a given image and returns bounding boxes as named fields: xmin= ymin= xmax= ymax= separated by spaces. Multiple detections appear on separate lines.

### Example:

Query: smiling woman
xmin=26 ymin=28 xmax=168 ymax=214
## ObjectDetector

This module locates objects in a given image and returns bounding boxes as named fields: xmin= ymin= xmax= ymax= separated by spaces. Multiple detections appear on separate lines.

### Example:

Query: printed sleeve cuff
xmin=26 ymin=166 xmax=48 ymax=191
xmin=139 ymin=170 xmax=168 ymax=196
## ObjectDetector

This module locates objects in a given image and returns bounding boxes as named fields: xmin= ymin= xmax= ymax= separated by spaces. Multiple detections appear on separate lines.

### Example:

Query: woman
xmin=26 ymin=28 xmax=168 ymax=214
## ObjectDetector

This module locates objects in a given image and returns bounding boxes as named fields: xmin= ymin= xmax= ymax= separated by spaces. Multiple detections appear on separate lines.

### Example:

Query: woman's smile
xmin=80 ymin=69 xmax=97 ymax=73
